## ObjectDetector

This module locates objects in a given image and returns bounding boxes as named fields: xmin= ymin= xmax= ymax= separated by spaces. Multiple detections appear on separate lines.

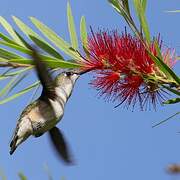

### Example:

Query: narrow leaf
xmin=29 ymin=35 xmax=64 ymax=59
xmin=18 ymin=172 xmax=27 ymax=180
xmin=14 ymin=30 xmax=32 ymax=48
xmin=152 ymin=112 xmax=180 ymax=128
xmin=8 ymin=58 xmax=81 ymax=68
xmin=0 ymin=41 xmax=32 ymax=55
xmin=7 ymin=73 xmax=28 ymax=95
xmin=163 ymin=98 xmax=180 ymax=104
xmin=3 ymin=67 xmax=32 ymax=77
xmin=0 ymin=76 xmax=8 ymax=81
xmin=0 ymin=73 xmax=28 ymax=97
xmin=0 ymin=75 xmax=19 ymax=97
xmin=30 ymin=17 xmax=80 ymax=59
xmin=67 ymin=2 xmax=79 ymax=50
xmin=141 ymin=0 xmax=147 ymax=12
xmin=0 ymin=81 xmax=39 ymax=105
xmin=162 ymin=85 xmax=180 ymax=96
xmin=0 ymin=41 xmax=60 ymax=61
xmin=165 ymin=10 xmax=180 ymax=13
xmin=0 ymin=169 xmax=6 ymax=180
xmin=154 ymin=40 xmax=163 ymax=60
xmin=12 ymin=16 xmax=63 ymax=59
xmin=133 ymin=0 xmax=150 ymax=42
xmin=80 ymin=16 xmax=88 ymax=48
xmin=108 ymin=0 xmax=140 ymax=38
xmin=0 ymin=16 xmax=26 ymax=47
xmin=108 ymin=0 xmax=121 ymax=14
xmin=0 ymin=48 xmax=22 ymax=59
xmin=0 ymin=32 xmax=18 ymax=45
xmin=148 ymin=51 xmax=180 ymax=85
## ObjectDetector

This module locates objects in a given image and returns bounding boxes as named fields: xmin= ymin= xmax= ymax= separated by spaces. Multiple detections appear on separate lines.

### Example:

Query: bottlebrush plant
xmin=0 ymin=0 xmax=179 ymax=116
xmin=79 ymin=29 xmax=177 ymax=110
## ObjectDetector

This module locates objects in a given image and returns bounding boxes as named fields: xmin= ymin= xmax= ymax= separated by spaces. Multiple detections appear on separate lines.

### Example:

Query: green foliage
xmin=18 ymin=172 xmax=27 ymax=180
xmin=163 ymin=98 xmax=180 ymax=105
xmin=0 ymin=81 xmax=40 ymax=104
xmin=0 ymin=2 xmax=88 ymax=104
xmin=152 ymin=112 xmax=180 ymax=128
xmin=133 ymin=0 xmax=151 ymax=43
xmin=0 ymin=16 xmax=27 ymax=47
xmin=80 ymin=16 xmax=88 ymax=49
xmin=67 ymin=2 xmax=79 ymax=50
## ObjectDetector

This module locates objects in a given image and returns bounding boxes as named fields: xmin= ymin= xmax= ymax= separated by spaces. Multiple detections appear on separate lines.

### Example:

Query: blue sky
xmin=0 ymin=0 xmax=179 ymax=179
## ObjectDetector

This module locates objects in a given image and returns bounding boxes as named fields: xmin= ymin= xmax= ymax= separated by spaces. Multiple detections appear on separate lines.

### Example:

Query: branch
xmin=0 ymin=62 xmax=32 ymax=68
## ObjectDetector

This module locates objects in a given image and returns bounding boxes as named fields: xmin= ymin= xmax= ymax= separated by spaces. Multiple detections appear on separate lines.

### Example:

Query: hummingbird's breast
xmin=27 ymin=100 xmax=64 ymax=136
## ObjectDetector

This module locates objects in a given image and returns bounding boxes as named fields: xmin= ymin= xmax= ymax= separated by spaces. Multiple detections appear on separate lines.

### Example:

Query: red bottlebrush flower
xmin=80 ymin=29 xmax=176 ymax=110
xmin=90 ymin=71 xmax=121 ymax=101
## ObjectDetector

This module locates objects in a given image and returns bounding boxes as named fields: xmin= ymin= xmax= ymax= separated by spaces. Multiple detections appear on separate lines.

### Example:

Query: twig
xmin=0 ymin=62 xmax=32 ymax=68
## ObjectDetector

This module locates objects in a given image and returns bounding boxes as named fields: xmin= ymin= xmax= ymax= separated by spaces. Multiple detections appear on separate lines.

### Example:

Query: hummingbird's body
xmin=10 ymin=49 xmax=80 ymax=163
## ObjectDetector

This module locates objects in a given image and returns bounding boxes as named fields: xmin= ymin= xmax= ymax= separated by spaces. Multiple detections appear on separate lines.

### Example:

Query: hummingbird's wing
xmin=30 ymin=47 xmax=56 ymax=100
xmin=31 ymin=48 xmax=74 ymax=164
xmin=49 ymin=127 xmax=73 ymax=164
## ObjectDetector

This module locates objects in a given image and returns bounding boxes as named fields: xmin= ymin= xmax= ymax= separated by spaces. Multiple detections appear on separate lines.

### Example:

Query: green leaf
xmin=30 ymin=35 xmax=64 ymax=59
xmin=162 ymin=85 xmax=180 ymax=96
xmin=67 ymin=2 xmax=79 ymax=50
xmin=0 ymin=16 xmax=26 ymax=47
xmin=0 ymin=41 xmax=31 ymax=54
xmin=12 ymin=16 xmax=63 ymax=59
xmin=0 ymin=41 xmax=60 ymax=61
xmin=0 ymin=47 xmax=22 ymax=59
xmin=7 ymin=73 xmax=28 ymax=95
xmin=80 ymin=16 xmax=88 ymax=48
xmin=30 ymin=17 xmax=80 ymax=59
xmin=152 ymin=112 xmax=180 ymax=128
xmin=0 ymin=169 xmax=6 ymax=180
xmin=0 ymin=81 xmax=39 ymax=105
xmin=0 ymin=73 xmax=28 ymax=98
xmin=0 ymin=32 xmax=18 ymax=45
xmin=0 ymin=76 xmax=8 ymax=81
xmin=163 ymin=98 xmax=180 ymax=104
xmin=8 ymin=58 xmax=81 ymax=68
xmin=18 ymin=172 xmax=27 ymax=180
xmin=108 ymin=0 xmax=140 ymax=38
xmin=0 ymin=75 xmax=19 ymax=97
xmin=165 ymin=10 xmax=180 ymax=13
xmin=133 ymin=0 xmax=150 ymax=42
xmin=108 ymin=0 xmax=121 ymax=13
xmin=108 ymin=0 xmax=129 ymax=15
xmin=3 ymin=67 xmax=32 ymax=77
xmin=0 ymin=67 xmax=13 ymax=76
xmin=147 ymin=52 xmax=180 ymax=85
xmin=154 ymin=40 xmax=163 ymax=60
xmin=141 ymin=0 xmax=147 ymax=12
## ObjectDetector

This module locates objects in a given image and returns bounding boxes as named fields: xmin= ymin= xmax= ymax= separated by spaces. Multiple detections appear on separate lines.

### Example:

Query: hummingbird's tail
xmin=10 ymin=134 xmax=18 ymax=155
xmin=10 ymin=118 xmax=32 ymax=155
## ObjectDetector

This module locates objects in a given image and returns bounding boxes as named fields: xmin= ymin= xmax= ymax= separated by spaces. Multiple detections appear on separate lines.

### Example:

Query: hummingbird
xmin=10 ymin=48 xmax=84 ymax=164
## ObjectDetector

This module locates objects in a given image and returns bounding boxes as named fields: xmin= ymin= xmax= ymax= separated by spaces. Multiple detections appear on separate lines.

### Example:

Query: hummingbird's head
xmin=55 ymin=71 xmax=79 ymax=87
xmin=55 ymin=71 xmax=79 ymax=99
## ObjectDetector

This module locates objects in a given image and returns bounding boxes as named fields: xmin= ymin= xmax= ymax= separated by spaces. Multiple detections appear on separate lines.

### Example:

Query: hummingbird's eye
xmin=66 ymin=72 xmax=73 ymax=76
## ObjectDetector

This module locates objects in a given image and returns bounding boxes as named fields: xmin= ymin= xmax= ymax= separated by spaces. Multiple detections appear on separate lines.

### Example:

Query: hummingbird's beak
xmin=72 ymin=68 xmax=92 ymax=76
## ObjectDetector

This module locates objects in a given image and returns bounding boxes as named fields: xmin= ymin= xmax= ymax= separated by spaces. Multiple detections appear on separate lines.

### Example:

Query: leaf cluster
xmin=0 ymin=2 xmax=87 ymax=104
